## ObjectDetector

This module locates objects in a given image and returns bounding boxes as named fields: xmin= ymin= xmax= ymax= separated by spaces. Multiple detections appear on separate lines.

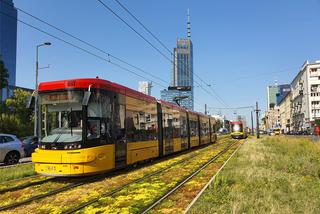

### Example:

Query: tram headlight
xmin=64 ymin=144 xmax=82 ymax=150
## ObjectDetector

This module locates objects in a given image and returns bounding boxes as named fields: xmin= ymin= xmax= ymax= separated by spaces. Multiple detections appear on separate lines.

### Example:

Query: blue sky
xmin=13 ymin=0 xmax=320 ymax=122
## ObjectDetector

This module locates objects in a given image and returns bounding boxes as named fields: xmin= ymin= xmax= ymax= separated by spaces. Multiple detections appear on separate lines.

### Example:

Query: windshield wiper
xmin=70 ymin=108 xmax=73 ymax=136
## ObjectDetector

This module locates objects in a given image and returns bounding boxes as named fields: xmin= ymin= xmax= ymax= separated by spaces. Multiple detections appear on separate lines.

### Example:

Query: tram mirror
xmin=26 ymin=96 xmax=35 ymax=109
xmin=82 ymin=91 xmax=91 ymax=106
xmin=101 ymin=123 xmax=106 ymax=135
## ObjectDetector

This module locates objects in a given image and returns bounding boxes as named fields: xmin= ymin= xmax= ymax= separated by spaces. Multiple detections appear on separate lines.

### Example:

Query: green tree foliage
xmin=0 ymin=89 xmax=34 ymax=137
xmin=0 ymin=58 xmax=9 ymax=89
xmin=0 ymin=58 xmax=9 ymax=101
xmin=215 ymin=119 xmax=223 ymax=130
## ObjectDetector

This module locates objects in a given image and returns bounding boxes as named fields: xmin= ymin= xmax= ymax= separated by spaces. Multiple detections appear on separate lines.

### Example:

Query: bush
xmin=0 ymin=89 xmax=34 ymax=137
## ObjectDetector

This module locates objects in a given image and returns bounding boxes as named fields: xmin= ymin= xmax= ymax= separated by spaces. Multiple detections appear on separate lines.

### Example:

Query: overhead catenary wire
xmin=106 ymin=0 xmax=229 ymax=107
xmin=208 ymin=106 xmax=255 ymax=110
xmin=113 ymin=0 xmax=172 ymax=55
xmin=97 ymin=0 xmax=172 ymax=62
xmin=0 ymin=10 xmax=167 ymax=89
xmin=1 ymin=11 xmax=208 ymax=112
xmin=0 ymin=0 xmax=169 ymax=86
xmin=113 ymin=0 xmax=218 ymax=91
xmin=0 ymin=3 xmax=211 ymax=113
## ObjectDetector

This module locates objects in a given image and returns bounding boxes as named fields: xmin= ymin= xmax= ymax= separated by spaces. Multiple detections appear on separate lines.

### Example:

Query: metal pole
xmin=256 ymin=102 xmax=260 ymax=138
xmin=313 ymin=103 xmax=316 ymax=135
xmin=251 ymin=110 xmax=254 ymax=135
xmin=205 ymin=104 xmax=207 ymax=115
xmin=34 ymin=46 xmax=39 ymax=137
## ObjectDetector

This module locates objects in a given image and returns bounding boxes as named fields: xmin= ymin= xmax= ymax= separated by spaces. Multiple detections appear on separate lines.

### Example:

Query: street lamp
xmin=34 ymin=42 xmax=51 ymax=137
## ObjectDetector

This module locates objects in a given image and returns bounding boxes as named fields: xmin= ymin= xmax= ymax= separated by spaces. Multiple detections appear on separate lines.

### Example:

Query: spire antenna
xmin=187 ymin=9 xmax=191 ymax=38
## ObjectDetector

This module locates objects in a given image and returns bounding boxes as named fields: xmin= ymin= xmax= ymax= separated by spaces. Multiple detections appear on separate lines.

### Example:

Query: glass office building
xmin=172 ymin=39 xmax=193 ymax=88
xmin=161 ymin=88 xmax=193 ymax=110
xmin=276 ymin=84 xmax=291 ymax=105
xmin=161 ymin=39 xmax=194 ymax=110
xmin=0 ymin=0 xmax=17 ymax=101
xmin=267 ymin=85 xmax=279 ymax=109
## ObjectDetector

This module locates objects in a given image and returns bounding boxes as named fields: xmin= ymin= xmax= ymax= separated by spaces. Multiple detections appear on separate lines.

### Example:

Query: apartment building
xmin=291 ymin=60 xmax=320 ymax=132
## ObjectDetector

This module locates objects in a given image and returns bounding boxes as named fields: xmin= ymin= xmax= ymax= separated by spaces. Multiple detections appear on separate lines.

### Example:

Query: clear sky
xmin=13 ymin=0 xmax=320 ymax=123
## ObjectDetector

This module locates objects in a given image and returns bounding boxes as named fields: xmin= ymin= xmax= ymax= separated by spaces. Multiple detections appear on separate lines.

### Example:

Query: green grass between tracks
xmin=0 ymin=164 xmax=35 ymax=183
xmin=189 ymin=136 xmax=320 ymax=214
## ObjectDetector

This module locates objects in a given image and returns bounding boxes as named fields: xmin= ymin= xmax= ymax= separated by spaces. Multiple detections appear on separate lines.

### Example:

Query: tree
xmin=0 ymin=57 xmax=9 ymax=101
xmin=0 ymin=89 xmax=34 ymax=137
xmin=0 ymin=58 xmax=9 ymax=89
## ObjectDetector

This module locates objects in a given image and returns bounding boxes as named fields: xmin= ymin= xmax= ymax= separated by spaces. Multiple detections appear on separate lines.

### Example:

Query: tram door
xmin=163 ymin=112 xmax=174 ymax=155
xmin=115 ymin=104 xmax=127 ymax=168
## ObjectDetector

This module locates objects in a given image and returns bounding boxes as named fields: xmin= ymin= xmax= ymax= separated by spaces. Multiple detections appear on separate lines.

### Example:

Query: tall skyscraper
xmin=267 ymin=85 xmax=279 ymax=109
xmin=138 ymin=81 xmax=152 ymax=96
xmin=161 ymin=10 xmax=194 ymax=110
xmin=0 ymin=0 xmax=17 ymax=101
xmin=267 ymin=84 xmax=291 ymax=109
xmin=276 ymin=84 xmax=291 ymax=105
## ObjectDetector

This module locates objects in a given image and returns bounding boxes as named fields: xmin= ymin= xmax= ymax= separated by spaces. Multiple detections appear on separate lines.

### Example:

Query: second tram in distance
xmin=32 ymin=78 xmax=217 ymax=176
xmin=230 ymin=121 xmax=248 ymax=139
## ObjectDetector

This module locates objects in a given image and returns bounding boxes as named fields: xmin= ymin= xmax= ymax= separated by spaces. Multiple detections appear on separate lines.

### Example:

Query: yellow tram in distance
xmin=230 ymin=121 xmax=248 ymax=139
xmin=32 ymin=78 xmax=217 ymax=176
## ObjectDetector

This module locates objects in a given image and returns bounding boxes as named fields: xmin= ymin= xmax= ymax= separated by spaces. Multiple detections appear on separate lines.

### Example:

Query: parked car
xmin=0 ymin=134 xmax=25 ymax=165
xmin=22 ymin=136 xmax=38 ymax=157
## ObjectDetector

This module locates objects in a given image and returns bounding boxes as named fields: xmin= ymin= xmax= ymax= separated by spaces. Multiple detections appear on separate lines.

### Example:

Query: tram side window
xmin=113 ymin=104 xmax=126 ymax=141
xmin=87 ymin=119 xmax=100 ymax=139
xmin=180 ymin=116 xmax=188 ymax=138
xmin=190 ymin=119 xmax=198 ymax=136
xmin=172 ymin=113 xmax=181 ymax=138
xmin=87 ymin=92 xmax=111 ymax=140
xmin=163 ymin=112 xmax=174 ymax=139
xmin=87 ymin=92 xmax=109 ymax=118
xmin=126 ymin=97 xmax=157 ymax=142
xmin=201 ymin=121 xmax=209 ymax=136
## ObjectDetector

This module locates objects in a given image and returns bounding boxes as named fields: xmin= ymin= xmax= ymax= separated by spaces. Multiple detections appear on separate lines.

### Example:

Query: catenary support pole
xmin=251 ymin=110 xmax=254 ymax=136
xmin=256 ymin=102 xmax=260 ymax=138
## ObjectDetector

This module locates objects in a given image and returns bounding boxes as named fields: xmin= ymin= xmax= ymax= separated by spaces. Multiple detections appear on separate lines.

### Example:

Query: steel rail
xmin=0 ymin=161 xmax=32 ymax=170
xmin=0 ymin=177 xmax=57 ymax=194
xmin=0 ymin=179 xmax=90 ymax=212
xmin=62 ymin=142 xmax=229 ymax=214
xmin=183 ymin=141 xmax=243 ymax=213
xmin=0 ymin=174 xmax=40 ymax=185
xmin=141 ymin=141 xmax=239 ymax=214
xmin=1 ymin=142 xmax=223 ymax=212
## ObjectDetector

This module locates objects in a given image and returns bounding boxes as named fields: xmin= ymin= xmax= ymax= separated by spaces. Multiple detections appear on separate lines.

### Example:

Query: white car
xmin=0 ymin=134 xmax=25 ymax=165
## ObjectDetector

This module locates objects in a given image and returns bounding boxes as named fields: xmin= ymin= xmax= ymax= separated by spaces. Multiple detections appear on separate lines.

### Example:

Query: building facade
xmin=265 ymin=106 xmax=280 ymax=130
xmin=276 ymin=84 xmax=291 ymax=105
xmin=161 ymin=12 xmax=194 ymax=110
xmin=0 ymin=0 xmax=17 ymax=101
xmin=291 ymin=60 xmax=320 ymax=132
xmin=267 ymin=85 xmax=279 ymax=110
xmin=161 ymin=87 xmax=193 ymax=109
xmin=279 ymin=91 xmax=292 ymax=133
xmin=138 ymin=81 xmax=152 ymax=96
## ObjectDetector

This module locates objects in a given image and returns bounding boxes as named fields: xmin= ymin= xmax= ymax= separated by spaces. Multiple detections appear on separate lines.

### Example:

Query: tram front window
xmin=232 ymin=124 xmax=243 ymax=132
xmin=40 ymin=91 xmax=83 ymax=143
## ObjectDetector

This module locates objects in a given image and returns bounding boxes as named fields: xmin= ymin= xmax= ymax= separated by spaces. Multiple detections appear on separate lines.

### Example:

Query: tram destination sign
xmin=41 ymin=91 xmax=82 ymax=104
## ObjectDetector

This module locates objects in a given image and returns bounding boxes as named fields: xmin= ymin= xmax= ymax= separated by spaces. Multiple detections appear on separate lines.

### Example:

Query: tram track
xmin=141 ymin=141 xmax=239 ymax=213
xmin=61 ymin=140 xmax=237 ymax=214
xmin=0 ymin=176 xmax=56 ymax=194
xmin=2 ymin=141 xmax=228 ymax=213
xmin=0 ymin=161 xmax=32 ymax=170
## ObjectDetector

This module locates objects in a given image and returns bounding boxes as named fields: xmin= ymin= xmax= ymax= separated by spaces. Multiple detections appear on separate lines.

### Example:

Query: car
xmin=22 ymin=136 xmax=38 ymax=157
xmin=0 ymin=134 xmax=25 ymax=165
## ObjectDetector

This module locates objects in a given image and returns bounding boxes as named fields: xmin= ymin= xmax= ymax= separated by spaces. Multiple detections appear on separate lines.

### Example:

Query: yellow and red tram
xmin=32 ymin=78 xmax=217 ymax=176
xmin=230 ymin=121 xmax=247 ymax=139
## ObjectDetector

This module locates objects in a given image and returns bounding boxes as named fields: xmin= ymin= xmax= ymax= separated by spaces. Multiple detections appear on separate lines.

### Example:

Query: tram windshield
xmin=232 ymin=123 xmax=243 ymax=132
xmin=39 ymin=91 xmax=83 ymax=143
